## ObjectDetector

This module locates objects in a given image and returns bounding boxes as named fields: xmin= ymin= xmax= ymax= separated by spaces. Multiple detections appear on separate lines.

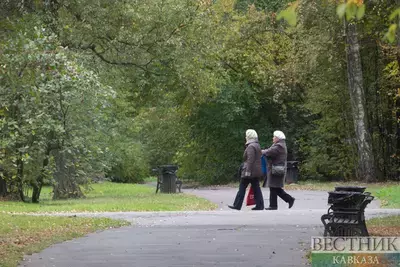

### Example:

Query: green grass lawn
xmin=0 ymin=213 xmax=130 ymax=267
xmin=368 ymin=215 xmax=400 ymax=228
xmin=367 ymin=215 xmax=400 ymax=238
xmin=373 ymin=186 xmax=400 ymax=208
xmin=142 ymin=176 xmax=158 ymax=183
xmin=0 ymin=182 xmax=217 ymax=213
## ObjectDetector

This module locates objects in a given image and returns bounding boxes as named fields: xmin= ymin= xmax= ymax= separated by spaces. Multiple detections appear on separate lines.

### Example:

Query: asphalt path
xmin=19 ymin=187 xmax=400 ymax=267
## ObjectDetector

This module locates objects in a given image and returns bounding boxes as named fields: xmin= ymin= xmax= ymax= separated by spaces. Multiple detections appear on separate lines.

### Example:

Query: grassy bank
xmin=285 ymin=181 xmax=398 ymax=192
xmin=0 ymin=213 xmax=129 ymax=267
xmin=367 ymin=215 xmax=400 ymax=236
xmin=373 ymin=186 xmax=400 ymax=208
xmin=285 ymin=181 xmax=400 ymax=208
xmin=0 ymin=182 xmax=217 ymax=213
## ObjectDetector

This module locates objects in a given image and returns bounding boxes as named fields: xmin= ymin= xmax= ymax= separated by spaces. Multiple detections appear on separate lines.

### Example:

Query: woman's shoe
xmin=288 ymin=198 xmax=295 ymax=209
xmin=265 ymin=207 xmax=277 ymax=210
xmin=251 ymin=207 xmax=264 ymax=210
xmin=228 ymin=205 xmax=240 ymax=210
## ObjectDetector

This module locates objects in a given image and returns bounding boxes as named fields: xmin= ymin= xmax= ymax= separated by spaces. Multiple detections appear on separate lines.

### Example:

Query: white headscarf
xmin=246 ymin=129 xmax=258 ymax=142
xmin=273 ymin=130 xmax=286 ymax=140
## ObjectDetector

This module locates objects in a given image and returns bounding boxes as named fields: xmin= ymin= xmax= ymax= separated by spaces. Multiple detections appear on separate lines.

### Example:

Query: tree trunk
xmin=0 ymin=164 xmax=6 ymax=197
xmin=52 ymin=149 xmax=84 ymax=200
xmin=0 ymin=175 xmax=7 ymax=197
xmin=31 ymin=146 xmax=51 ymax=203
xmin=396 ymin=5 xmax=400 ymax=181
xmin=373 ymin=41 xmax=385 ymax=181
xmin=16 ymin=149 xmax=27 ymax=201
xmin=396 ymin=87 xmax=400 ymax=180
xmin=345 ymin=22 xmax=376 ymax=182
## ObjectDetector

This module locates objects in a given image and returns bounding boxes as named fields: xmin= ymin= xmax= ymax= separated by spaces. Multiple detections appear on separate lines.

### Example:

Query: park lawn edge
xmin=367 ymin=215 xmax=400 ymax=236
xmin=0 ymin=182 xmax=218 ymax=213
xmin=0 ymin=214 xmax=130 ymax=267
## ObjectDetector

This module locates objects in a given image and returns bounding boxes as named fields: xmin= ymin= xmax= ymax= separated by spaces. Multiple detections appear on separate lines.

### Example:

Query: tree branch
xmin=89 ymin=45 xmax=161 ymax=76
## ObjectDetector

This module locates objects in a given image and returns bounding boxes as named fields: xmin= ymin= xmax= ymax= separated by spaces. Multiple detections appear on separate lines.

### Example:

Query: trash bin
xmin=285 ymin=161 xmax=299 ymax=184
xmin=328 ymin=191 xmax=363 ymax=206
xmin=322 ymin=186 xmax=374 ymax=237
xmin=334 ymin=186 xmax=366 ymax=193
xmin=329 ymin=186 xmax=370 ymax=211
xmin=328 ymin=191 xmax=371 ymax=212
xmin=159 ymin=165 xmax=178 ymax=193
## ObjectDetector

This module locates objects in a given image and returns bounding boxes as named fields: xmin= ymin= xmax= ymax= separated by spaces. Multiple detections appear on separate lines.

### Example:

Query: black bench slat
xmin=331 ymin=218 xmax=358 ymax=224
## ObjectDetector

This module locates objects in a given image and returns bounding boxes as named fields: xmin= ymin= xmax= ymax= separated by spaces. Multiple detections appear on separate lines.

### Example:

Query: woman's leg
xmin=231 ymin=178 xmax=250 ymax=210
xmin=268 ymin=187 xmax=278 ymax=210
xmin=276 ymin=188 xmax=295 ymax=208
xmin=250 ymin=178 xmax=264 ymax=209
xmin=276 ymin=188 xmax=292 ymax=202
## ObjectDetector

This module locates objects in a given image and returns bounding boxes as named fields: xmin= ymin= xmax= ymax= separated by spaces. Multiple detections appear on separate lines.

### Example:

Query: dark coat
xmin=262 ymin=140 xmax=287 ymax=188
xmin=241 ymin=139 xmax=262 ymax=179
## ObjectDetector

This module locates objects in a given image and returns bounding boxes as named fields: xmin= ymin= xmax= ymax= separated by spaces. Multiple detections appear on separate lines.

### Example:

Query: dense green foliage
xmin=0 ymin=0 xmax=398 ymax=200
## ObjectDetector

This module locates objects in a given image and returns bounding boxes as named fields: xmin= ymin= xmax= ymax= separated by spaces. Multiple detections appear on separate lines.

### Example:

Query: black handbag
xmin=271 ymin=164 xmax=286 ymax=176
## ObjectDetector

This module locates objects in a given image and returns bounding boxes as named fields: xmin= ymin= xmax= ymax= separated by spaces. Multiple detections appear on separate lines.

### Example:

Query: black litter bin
xmin=330 ymin=186 xmax=368 ymax=210
xmin=322 ymin=186 xmax=374 ymax=237
xmin=334 ymin=186 xmax=366 ymax=193
xmin=159 ymin=165 xmax=178 ymax=193
xmin=285 ymin=161 xmax=299 ymax=184
xmin=328 ymin=190 xmax=372 ymax=213
xmin=327 ymin=191 xmax=365 ymax=208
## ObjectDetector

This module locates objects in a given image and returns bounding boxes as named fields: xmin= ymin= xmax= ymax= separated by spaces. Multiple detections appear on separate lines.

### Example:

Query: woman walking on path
xmin=262 ymin=130 xmax=295 ymax=210
xmin=229 ymin=129 xmax=264 ymax=210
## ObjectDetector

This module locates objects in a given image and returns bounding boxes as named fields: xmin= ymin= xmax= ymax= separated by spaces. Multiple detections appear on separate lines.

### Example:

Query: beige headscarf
xmin=246 ymin=129 xmax=258 ymax=142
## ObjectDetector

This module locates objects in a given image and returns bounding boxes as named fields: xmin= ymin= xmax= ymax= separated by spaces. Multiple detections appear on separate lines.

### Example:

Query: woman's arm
xmin=262 ymin=144 xmax=280 ymax=159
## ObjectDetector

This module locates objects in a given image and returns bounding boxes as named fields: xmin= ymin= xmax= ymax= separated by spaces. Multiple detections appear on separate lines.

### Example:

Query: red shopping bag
xmin=246 ymin=186 xmax=256 ymax=206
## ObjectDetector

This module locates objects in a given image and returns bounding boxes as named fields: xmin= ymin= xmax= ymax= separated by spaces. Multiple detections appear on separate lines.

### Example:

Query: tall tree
xmin=396 ymin=0 xmax=400 ymax=178
xmin=0 ymin=14 xmax=114 ymax=201
xmin=345 ymin=21 xmax=376 ymax=182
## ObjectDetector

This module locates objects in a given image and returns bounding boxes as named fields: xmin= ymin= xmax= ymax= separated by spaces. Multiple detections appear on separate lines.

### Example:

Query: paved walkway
xmin=19 ymin=187 xmax=400 ymax=267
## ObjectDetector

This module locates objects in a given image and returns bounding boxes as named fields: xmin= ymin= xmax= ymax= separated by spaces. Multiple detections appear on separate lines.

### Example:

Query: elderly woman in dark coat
xmin=229 ymin=129 xmax=264 ymax=210
xmin=262 ymin=130 xmax=295 ymax=210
